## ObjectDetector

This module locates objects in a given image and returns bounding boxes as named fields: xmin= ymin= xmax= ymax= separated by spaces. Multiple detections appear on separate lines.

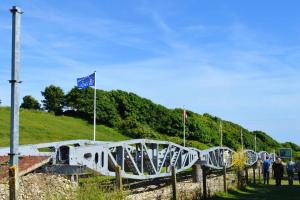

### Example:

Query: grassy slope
xmin=0 ymin=107 xmax=210 ymax=149
xmin=0 ymin=107 xmax=129 ymax=147
xmin=1 ymin=107 xmax=296 ymax=152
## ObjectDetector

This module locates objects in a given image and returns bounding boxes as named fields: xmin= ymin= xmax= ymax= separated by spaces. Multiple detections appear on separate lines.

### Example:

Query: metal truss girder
xmin=244 ymin=149 xmax=258 ymax=166
xmin=258 ymin=151 xmax=269 ymax=161
xmin=199 ymin=147 xmax=234 ymax=169
xmin=0 ymin=139 xmax=276 ymax=179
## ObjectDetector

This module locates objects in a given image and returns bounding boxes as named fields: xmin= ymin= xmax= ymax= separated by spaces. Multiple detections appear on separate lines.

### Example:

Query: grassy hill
xmin=63 ymin=88 xmax=288 ymax=152
xmin=0 ymin=107 xmax=129 ymax=147
xmin=1 ymin=86 xmax=299 ymax=154
xmin=0 ymin=107 xmax=209 ymax=149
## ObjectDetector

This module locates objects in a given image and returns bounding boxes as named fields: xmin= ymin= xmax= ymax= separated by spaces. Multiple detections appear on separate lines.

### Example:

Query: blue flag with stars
xmin=77 ymin=73 xmax=95 ymax=89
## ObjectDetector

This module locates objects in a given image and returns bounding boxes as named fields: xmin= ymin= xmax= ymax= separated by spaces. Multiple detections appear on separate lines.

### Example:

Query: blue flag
xmin=77 ymin=73 xmax=95 ymax=89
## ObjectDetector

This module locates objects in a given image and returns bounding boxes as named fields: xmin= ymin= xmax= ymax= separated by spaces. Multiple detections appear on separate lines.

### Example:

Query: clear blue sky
xmin=1 ymin=0 xmax=300 ymax=145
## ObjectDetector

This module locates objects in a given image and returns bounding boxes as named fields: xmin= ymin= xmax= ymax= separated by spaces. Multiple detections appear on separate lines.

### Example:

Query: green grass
xmin=210 ymin=179 xmax=300 ymax=200
xmin=0 ymin=107 xmax=209 ymax=150
xmin=0 ymin=107 xmax=130 ymax=147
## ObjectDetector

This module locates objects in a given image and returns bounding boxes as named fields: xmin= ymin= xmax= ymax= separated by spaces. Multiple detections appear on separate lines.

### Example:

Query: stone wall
xmin=0 ymin=173 xmax=76 ymax=200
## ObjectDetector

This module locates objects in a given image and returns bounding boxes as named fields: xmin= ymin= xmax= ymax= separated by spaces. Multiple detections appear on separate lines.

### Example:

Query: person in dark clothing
xmin=287 ymin=159 xmax=295 ymax=185
xmin=262 ymin=156 xmax=271 ymax=184
xmin=296 ymin=159 xmax=300 ymax=184
xmin=272 ymin=157 xmax=284 ymax=186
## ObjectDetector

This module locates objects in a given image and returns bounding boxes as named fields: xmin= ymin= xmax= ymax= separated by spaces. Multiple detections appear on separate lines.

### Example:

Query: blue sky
xmin=1 ymin=0 xmax=300 ymax=145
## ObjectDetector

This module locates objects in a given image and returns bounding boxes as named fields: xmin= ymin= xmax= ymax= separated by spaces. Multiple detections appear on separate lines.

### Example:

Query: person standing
xmin=287 ymin=159 xmax=295 ymax=185
xmin=262 ymin=156 xmax=271 ymax=184
xmin=295 ymin=158 xmax=300 ymax=184
xmin=272 ymin=157 xmax=284 ymax=186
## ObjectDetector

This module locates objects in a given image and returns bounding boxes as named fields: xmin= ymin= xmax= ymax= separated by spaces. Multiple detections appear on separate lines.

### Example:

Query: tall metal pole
xmin=183 ymin=106 xmax=186 ymax=147
xmin=93 ymin=71 xmax=96 ymax=141
xmin=254 ymin=134 xmax=257 ymax=152
xmin=9 ymin=6 xmax=22 ymax=200
xmin=219 ymin=120 xmax=223 ymax=147
xmin=240 ymin=128 xmax=243 ymax=151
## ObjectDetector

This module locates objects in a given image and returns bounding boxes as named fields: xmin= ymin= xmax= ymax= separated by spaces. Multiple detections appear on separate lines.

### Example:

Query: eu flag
xmin=77 ymin=73 xmax=95 ymax=89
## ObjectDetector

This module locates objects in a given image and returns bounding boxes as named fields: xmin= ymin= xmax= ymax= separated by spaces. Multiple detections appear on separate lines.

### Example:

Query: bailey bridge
xmin=0 ymin=139 xmax=276 ymax=180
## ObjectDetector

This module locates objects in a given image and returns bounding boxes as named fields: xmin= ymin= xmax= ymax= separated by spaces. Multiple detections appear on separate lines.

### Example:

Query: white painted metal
xmin=0 ymin=139 xmax=276 ymax=179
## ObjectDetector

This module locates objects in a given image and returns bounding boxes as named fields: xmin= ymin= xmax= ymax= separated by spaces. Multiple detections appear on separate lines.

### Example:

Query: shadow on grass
xmin=209 ymin=183 xmax=300 ymax=200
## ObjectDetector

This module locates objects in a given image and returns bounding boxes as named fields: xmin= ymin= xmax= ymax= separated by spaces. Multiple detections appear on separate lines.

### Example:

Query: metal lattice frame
xmin=258 ymin=151 xmax=269 ymax=161
xmin=199 ymin=147 xmax=234 ymax=169
xmin=244 ymin=149 xmax=258 ymax=166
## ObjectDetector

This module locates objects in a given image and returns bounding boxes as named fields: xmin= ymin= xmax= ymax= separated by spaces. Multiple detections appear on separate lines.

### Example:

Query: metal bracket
xmin=9 ymin=80 xmax=22 ymax=83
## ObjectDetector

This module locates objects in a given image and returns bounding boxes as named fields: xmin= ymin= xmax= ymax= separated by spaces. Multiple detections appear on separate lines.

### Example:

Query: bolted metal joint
xmin=10 ymin=6 xmax=23 ymax=14
xmin=9 ymin=80 xmax=22 ymax=84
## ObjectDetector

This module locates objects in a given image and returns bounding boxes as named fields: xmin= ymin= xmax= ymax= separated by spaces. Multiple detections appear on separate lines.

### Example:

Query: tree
xmin=20 ymin=95 xmax=41 ymax=110
xmin=41 ymin=85 xmax=65 ymax=114
xmin=65 ymin=87 xmax=121 ymax=127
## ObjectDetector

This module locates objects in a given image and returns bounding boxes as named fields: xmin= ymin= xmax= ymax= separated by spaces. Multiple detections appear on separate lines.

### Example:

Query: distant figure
xmin=287 ymin=159 xmax=295 ymax=185
xmin=262 ymin=156 xmax=271 ymax=184
xmin=272 ymin=157 xmax=284 ymax=186
xmin=295 ymin=158 xmax=300 ymax=184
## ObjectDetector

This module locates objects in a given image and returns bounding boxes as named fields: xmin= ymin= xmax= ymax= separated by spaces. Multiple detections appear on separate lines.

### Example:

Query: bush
xmin=41 ymin=85 xmax=65 ymax=114
xmin=20 ymin=95 xmax=41 ymax=110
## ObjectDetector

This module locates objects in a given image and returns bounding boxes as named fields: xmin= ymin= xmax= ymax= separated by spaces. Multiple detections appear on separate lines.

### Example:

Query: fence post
xmin=223 ymin=166 xmax=227 ymax=193
xmin=115 ymin=165 xmax=123 ymax=190
xmin=253 ymin=165 xmax=256 ymax=184
xmin=245 ymin=167 xmax=249 ymax=184
xmin=9 ymin=166 xmax=18 ymax=200
xmin=192 ymin=164 xmax=201 ymax=183
xmin=237 ymin=169 xmax=241 ymax=188
xmin=258 ymin=161 xmax=261 ymax=184
xmin=202 ymin=166 xmax=207 ymax=199
xmin=171 ymin=165 xmax=177 ymax=200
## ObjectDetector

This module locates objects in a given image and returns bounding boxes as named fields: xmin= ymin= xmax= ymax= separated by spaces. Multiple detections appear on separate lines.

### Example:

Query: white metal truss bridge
xmin=0 ymin=139 xmax=275 ymax=179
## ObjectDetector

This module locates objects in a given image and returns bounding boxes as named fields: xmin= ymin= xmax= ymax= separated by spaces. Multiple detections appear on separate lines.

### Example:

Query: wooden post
xmin=171 ymin=165 xmax=177 ymax=200
xmin=223 ymin=166 xmax=227 ymax=193
xmin=245 ymin=167 xmax=249 ymax=184
xmin=192 ymin=164 xmax=201 ymax=183
xmin=258 ymin=163 xmax=261 ymax=184
xmin=9 ymin=166 xmax=18 ymax=200
xmin=253 ymin=166 xmax=256 ymax=184
xmin=115 ymin=165 xmax=123 ymax=190
xmin=237 ymin=169 xmax=241 ymax=188
xmin=202 ymin=166 xmax=207 ymax=199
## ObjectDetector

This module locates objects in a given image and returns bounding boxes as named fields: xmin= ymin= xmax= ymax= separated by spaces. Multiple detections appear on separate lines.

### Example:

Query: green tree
xmin=20 ymin=95 xmax=41 ymax=110
xmin=41 ymin=85 xmax=65 ymax=114
xmin=61 ymin=85 xmax=287 ymax=151
xmin=65 ymin=87 xmax=121 ymax=127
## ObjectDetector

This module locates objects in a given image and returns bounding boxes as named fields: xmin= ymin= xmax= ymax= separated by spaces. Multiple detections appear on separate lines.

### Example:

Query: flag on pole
xmin=76 ymin=72 xmax=97 ymax=141
xmin=77 ymin=73 xmax=95 ymax=89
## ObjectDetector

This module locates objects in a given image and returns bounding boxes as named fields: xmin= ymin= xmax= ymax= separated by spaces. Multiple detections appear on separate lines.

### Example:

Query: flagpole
xmin=240 ymin=128 xmax=243 ymax=151
xmin=254 ymin=133 xmax=257 ymax=152
xmin=93 ymin=71 xmax=96 ymax=141
xmin=220 ymin=120 xmax=223 ymax=147
xmin=183 ymin=106 xmax=186 ymax=147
